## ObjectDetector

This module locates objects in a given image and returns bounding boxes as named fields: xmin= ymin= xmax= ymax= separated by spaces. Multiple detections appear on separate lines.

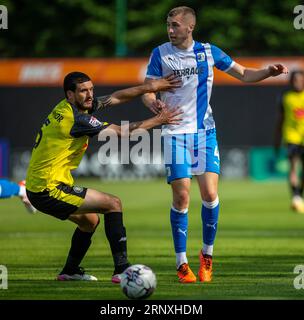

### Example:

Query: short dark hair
xmin=289 ymin=70 xmax=304 ymax=85
xmin=168 ymin=6 xmax=196 ymax=19
xmin=63 ymin=71 xmax=91 ymax=98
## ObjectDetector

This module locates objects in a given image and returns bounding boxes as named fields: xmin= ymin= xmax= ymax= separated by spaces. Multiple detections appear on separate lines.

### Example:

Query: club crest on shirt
xmin=196 ymin=52 xmax=205 ymax=62
xmin=73 ymin=186 xmax=84 ymax=194
xmin=89 ymin=116 xmax=101 ymax=127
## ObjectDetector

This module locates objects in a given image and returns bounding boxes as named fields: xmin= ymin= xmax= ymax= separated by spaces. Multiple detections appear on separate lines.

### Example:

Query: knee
xmin=109 ymin=195 xmax=122 ymax=212
xmin=203 ymin=191 xmax=218 ymax=203
xmin=173 ymin=190 xmax=189 ymax=210
xmin=79 ymin=215 xmax=100 ymax=232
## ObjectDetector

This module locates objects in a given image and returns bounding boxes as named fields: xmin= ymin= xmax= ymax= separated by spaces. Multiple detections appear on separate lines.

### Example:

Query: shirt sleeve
xmin=70 ymin=113 xmax=109 ymax=138
xmin=211 ymin=44 xmax=234 ymax=72
xmin=146 ymin=47 xmax=163 ymax=79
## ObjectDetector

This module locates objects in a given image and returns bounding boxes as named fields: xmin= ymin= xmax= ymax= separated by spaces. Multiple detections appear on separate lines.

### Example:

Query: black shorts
xmin=26 ymin=184 xmax=87 ymax=220
xmin=287 ymin=143 xmax=304 ymax=160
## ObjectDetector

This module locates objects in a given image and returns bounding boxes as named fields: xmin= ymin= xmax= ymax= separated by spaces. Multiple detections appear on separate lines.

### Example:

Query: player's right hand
xmin=268 ymin=64 xmax=289 ymax=77
xmin=157 ymin=106 xmax=183 ymax=125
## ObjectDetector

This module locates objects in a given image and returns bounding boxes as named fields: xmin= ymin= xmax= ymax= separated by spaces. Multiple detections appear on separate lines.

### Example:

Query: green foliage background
xmin=0 ymin=0 xmax=303 ymax=57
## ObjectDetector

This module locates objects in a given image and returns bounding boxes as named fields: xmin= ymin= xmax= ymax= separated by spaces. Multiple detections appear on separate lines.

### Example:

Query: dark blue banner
xmin=0 ymin=139 xmax=9 ymax=178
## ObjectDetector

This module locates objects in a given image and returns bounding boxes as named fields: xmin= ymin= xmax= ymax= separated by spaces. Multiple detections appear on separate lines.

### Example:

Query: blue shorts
xmin=163 ymin=129 xmax=220 ymax=184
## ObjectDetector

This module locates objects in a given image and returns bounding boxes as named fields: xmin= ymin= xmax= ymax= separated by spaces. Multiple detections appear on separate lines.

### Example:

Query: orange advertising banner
xmin=0 ymin=57 xmax=303 ymax=86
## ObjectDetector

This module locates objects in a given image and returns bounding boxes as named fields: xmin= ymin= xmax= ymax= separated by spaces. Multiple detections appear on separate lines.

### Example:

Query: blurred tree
xmin=0 ymin=0 xmax=115 ymax=57
xmin=0 ymin=0 xmax=303 ymax=57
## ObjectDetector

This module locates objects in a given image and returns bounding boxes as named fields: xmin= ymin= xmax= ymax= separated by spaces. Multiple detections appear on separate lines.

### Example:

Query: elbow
xmin=241 ymin=75 xmax=255 ymax=83
xmin=240 ymin=69 xmax=254 ymax=83
xmin=142 ymin=92 xmax=152 ymax=101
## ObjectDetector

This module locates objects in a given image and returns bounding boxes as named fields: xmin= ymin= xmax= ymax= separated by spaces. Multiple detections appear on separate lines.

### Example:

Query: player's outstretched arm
xmin=94 ymin=75 xmax=181 ymax=109
xmin=141 ymin=78 xmax=166 ymax=114
xmin=103 ymin=107 xmax=182 ymax=137
xmin=227 ymin=62 xmax=288 ymax=83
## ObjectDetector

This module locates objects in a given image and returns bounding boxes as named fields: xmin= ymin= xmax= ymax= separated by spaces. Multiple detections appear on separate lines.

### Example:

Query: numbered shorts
xmin=163 ymin=129 xmax=220 ymax=184
xmin=26 ymin=183 xmax=87 ymax=220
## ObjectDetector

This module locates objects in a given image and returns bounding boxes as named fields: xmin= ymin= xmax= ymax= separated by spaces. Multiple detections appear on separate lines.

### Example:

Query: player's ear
xmin=188 ymin=23 xmax=195 ymax=32
xmin=66 ymin=90 xmax=74 ymax=100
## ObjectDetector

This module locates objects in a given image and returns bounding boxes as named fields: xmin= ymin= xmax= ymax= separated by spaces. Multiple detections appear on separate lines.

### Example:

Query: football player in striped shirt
xmin=142 ymin=6 xmax=288 ymax=283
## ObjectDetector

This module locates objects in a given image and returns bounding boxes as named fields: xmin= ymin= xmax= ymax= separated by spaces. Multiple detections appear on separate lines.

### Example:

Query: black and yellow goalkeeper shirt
xmin=281 ymin=90 xmax=304 ymax=145
xmin=26 ymin=99 xmax=108 ymax=192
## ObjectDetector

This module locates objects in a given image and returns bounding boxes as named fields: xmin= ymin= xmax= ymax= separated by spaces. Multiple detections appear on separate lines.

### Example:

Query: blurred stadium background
xmin=1 ymin=0 xmax=304 ymax=300
xmin=1 ymin=0 xmax=304 ymax=181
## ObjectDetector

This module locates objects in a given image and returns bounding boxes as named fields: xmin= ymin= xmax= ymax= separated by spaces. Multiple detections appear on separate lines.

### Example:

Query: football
xmin=120 ymin=264 xmax=157 ymax=299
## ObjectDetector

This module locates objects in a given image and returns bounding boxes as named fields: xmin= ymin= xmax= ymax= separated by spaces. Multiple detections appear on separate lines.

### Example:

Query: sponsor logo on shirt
xmin=52 ymin=111 xmax=64 ymax=123
xmin=168 ymin=56 xmax=176 ymax=62
xmin=173 ymin=66 xmax=203 ymax=78
xmin=89 ymin=116 xmax=102 ymax=127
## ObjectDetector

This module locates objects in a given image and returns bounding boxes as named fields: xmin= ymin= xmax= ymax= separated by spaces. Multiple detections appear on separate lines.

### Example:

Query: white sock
xmin=171 ymin=206 xmax=188 ymax=214
xmin=176 ymin=252 xmax=188 ymax=268
xmin=202 ymin=244 xmax=213 ymax=256
xmin=18 ymin=185 xmax=26 ymax=197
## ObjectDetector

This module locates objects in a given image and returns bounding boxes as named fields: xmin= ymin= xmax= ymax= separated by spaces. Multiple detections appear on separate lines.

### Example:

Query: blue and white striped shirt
xmin=146 ymin=41 xmax=234 ymax=134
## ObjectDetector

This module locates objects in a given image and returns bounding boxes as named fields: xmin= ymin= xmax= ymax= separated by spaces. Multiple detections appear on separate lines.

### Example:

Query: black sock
xmin=104 ymin=212 xmax=130 ymax=272
xmin=291 ymin=185 xmax=301 ymax=197
xmin=62 ymin=227 xmax=95 ymax=274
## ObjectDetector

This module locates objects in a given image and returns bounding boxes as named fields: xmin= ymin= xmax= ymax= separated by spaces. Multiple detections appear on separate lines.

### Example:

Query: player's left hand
xmin=157 ymin=106 xmax=183 ymax=125
xmin=268 ymin=64 xmax=289 ymax=77
xmin=150 ymin=74 xmax=182 ymax=92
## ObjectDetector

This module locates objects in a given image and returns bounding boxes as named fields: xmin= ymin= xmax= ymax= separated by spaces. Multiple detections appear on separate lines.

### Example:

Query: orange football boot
xmin=177 ymin=263 xmax=197 ymax=283
xmin=198 ymin=251 xmax=213 ymax=282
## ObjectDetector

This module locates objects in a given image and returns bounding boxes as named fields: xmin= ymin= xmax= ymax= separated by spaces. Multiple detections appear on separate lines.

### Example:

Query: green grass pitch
xmin=0 ymin=178 xmax=304 ymax=300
